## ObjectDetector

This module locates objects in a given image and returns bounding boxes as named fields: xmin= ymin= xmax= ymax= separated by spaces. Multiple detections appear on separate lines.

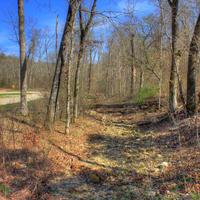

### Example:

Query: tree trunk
xmin=56 ymin=15 xmax=59 ymax=58
xmin=130 ymin=33 xmax=136 ymax=96
xmin=72 ymin=0 xmax=97 ymax=122
xmin=176 ymin=56 xmax=186 ymax=112
xmin=73 ymin=45 xmax=84 ymax=121
xmin=187 ymin=13 xmax=200 ymax=115
xmin=139 ymin=67 xmax=144 ymax=90
xmin=45 ymin=0 xmax=81 ymax=131
xmin=168 ymin=0 xmax=179 ymax=113
xmin=65 ymin=26 xmax=74 ymax=134
xmin=88 ymin=48 xmax=93 ymax=94
xmin=158 ymin=73 xmax=162 ymax=110
xmin=18 ymin=0 xmax=28 ymax=116
xmin=158 ymin=0 xmax=163 ymax=110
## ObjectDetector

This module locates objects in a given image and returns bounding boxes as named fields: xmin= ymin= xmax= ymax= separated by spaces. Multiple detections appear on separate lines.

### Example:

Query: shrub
xmin=135 ymin=86 xmax=159 ymax=104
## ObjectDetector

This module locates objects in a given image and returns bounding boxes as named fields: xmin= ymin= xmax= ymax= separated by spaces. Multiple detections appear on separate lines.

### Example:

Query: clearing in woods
xmin=0 ymin=99 xmax=200 ymax=199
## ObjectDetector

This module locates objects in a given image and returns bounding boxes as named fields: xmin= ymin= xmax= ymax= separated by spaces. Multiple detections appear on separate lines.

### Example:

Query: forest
xmin=0 ymin=0 xmax=200 ymax=199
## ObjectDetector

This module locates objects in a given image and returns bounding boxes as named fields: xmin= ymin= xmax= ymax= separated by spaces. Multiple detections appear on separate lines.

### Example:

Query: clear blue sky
xmin=0 ymin=0 xmax=155 ymax=56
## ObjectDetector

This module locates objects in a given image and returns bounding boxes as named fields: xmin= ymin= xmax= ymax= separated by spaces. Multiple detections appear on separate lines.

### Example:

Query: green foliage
xmin=191 ymin=192 xmax=200 ymax=200
xmin=0 ymin=91 xmax=33 ymax=98
xmin=135 ymin=86 xmax=159 ymax=104
xmin=0 ymin=183 xmax=11 ymax=197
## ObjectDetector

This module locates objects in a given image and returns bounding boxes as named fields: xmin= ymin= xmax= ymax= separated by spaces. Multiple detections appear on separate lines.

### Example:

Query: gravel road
xmin=0 ymin=91 xmax=43 ymax=106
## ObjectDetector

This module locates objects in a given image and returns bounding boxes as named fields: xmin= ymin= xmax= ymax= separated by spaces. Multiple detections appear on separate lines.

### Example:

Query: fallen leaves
xmin=0 ymin=101 xmax=200 ymax=199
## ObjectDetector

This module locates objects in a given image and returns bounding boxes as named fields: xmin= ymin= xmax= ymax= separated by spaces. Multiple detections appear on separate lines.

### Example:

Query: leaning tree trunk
xmin=45 ymin=0 xmax=81 ymax=131
xmin=18 ymin=0 xmax=28 ymax=116
xmin=186 ymin=13 xmax=200 ymax=115
xmin=168 ymin=0 xmax=179 ymax=113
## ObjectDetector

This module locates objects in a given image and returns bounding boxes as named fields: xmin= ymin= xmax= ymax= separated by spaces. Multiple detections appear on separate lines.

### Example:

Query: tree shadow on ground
xmin=82 ymin=125 xmax=199 ymax=198
xmin=48 ymin=168 xmax=147 ymax=200
xmin=136 ymin=113 xmax=171 ymax=133
xmin=47 ymin=132 xmax=199 ymax=200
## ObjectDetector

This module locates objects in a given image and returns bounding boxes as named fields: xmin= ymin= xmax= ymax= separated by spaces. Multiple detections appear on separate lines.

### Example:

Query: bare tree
xmin=18 ymin=0 xmax=28 ymax=115
xmin=72 ymin=0 xmax=97 ymax=122
xmin=45 ymin=0 xmax=81 ymax=131
xmin=186 ymin=13 xmax=200 ymax=115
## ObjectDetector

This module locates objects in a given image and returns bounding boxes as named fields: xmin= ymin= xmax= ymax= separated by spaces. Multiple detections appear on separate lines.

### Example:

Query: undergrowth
xmin=135 ymin=86 xmax=159 ymax=104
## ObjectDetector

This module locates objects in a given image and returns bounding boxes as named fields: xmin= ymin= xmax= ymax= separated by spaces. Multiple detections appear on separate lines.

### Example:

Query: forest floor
xmin=0 ymin=99 xmax=200 ymax=200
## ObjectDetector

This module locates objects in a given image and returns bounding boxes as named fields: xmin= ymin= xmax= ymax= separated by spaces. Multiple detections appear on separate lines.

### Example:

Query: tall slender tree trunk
xmin=106 ymin=48 xmax=111 ymax=98
xmin=158 ymin=0 xmax=163 ymax=110
xmin=72 ymin=0 xmax=97 ymax=122
xmin=130 ymin=33 xmax=136 ymax=96
xmin=73 ymin=45 xmax=84 ymax=121
xmin=139 ymin=67 xmax=144 ymax=90
xmin=45 ymin=0 xmax=81 ymax=131
xmin=158 ymin=73 xmax=162 ymax=110
xmin=176 ymin=56 xmax=186 ymax=112
xmin=168 ymin=0 xmax=179 ymax=113
xmin=88 ymin=48 xmax=93 ymax=94
xmin=65 ymin=26 xmax=74 ymax=134
xmin=187 ymin=13 xmax=200 ymax=115
xmin=56 ymin=15 xmax=59 ymax=57
xmin=18 ymin=0 xmax=28 ymax=116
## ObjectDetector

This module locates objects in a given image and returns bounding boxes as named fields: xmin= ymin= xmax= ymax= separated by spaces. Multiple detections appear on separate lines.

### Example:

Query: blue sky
xmin=0 ymin=0 xmax=156 ymax=56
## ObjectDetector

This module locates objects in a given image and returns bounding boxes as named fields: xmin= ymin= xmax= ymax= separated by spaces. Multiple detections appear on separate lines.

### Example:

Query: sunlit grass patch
xmin=0 ymin=93 xmax=20 ymax=98
xmin=0 ymin=91 xmax=33 ymax=98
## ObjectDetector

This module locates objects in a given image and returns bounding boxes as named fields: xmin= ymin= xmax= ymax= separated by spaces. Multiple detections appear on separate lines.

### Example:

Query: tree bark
xmin=18 ymin=0 xmax=28 ymax=116
xmin=45 ymin=0 xmax=81 ymax=131
xmin=186 ymin=13 xmax=200 ymax=115
xmin=168 ymin=0 xmax=179 ymax=113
